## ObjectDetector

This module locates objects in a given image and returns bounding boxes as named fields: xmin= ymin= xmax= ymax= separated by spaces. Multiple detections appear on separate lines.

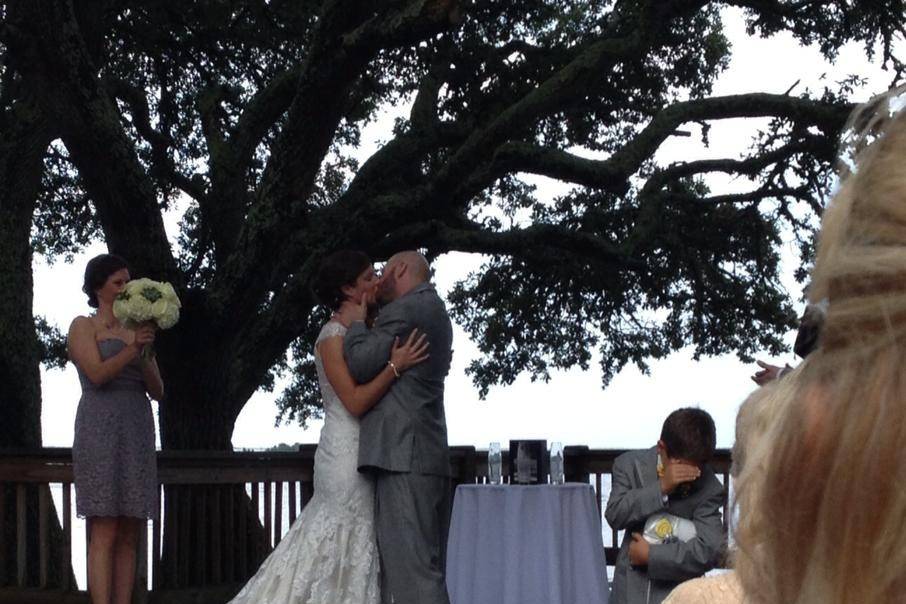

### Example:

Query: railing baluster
xmin=136 ymin=520 xmax=149 ymax=602
xmin=152 ymin=485 xmax=161 ymax=590
xmin=273 ymin=481 xmax=283 ymax=546
xmin=594 ymin=472 xmax=602 ymax=517
xmin=225 ymin=485 xmax=235 ymax=582
xmin=196 ymin=487 xmax=207 ymax=586
xmin=178 ymin=486 xmax=191 ymax=587
xmin=16 ymin=483 xmax=26 ymax=587
xmin=250 ymin=482 xmax=260 ymax=564
xmin=239 ymin=484 xmax=248 ymax=578
xmin=301 ymin=481 xmax=313 ymax=510
xmin=288 ymin=481 xmax=297 ymax=526
xmin=0 ymin=483 xmax=7 ymax=587
xmin=62 ymin=483 xmax=72 ymax=592
xmin=263 ymin=481 xmax=273 ymax=551
xmin=211 ymin=487 xmax=222 ymax=585
xmin=165 ymin=486 xmax=177 ymax=588
xmin=39 ymin=486 xmax=48 ymax=588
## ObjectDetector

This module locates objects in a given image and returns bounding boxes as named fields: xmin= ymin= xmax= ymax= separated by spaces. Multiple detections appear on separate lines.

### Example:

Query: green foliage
xmin=32 ymin=146 xmax=102 ymax=262
xmin=3 ymin=0 xmax=902 ymax=434
xmin=34 ymin=317 xmax=67 ymax=370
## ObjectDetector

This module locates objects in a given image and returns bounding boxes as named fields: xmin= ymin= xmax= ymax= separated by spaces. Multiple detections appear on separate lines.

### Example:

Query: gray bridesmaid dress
xmin=72 ymin=338 xmax=157 ymax=519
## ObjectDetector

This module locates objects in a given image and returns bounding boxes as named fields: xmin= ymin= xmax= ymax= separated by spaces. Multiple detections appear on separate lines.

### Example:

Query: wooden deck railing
xmin=0 ymin=446 xmax=732 ymax=603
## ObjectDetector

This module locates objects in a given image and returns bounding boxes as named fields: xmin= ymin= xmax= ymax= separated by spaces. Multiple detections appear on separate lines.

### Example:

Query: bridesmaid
xmin=67 ymin=254 xmax=163 ymax=604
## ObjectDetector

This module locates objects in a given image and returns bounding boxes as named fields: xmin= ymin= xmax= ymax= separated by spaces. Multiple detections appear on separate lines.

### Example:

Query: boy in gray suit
xmin=605 ymin=408 xmax=725 ymax=604
xmin=344 ymin=251 xmax=453 ymax=604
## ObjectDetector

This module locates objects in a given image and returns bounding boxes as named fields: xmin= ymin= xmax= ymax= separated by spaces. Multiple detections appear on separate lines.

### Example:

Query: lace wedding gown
xmin=229 ymin=321 xmax=380 ymax=604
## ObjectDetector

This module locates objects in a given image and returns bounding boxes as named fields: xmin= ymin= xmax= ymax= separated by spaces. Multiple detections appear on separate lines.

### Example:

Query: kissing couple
xmin=229 ymin=249 xmax=454 ymax=604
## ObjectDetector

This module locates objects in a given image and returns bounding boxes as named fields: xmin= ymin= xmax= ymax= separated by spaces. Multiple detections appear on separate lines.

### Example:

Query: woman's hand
xmin=390 ymin=329 xmax=430 ymax=372
xmin=132 ymin=323 xmax=156 ymax=355
xmin=337 ymin=292 xmax=372 ymax=326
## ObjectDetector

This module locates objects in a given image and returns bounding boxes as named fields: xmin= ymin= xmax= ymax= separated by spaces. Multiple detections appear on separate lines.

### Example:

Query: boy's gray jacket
xmin=605 ymin=447 xmax=725 ymax=604
xmin=343 ymin=283 xmax=454 ymax=477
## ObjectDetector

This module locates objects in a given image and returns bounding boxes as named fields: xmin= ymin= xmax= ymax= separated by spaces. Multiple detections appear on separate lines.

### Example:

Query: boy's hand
xmin=659 ymin=460 xmax=700 ymax=495
xmin=629 ymin=532 xmax=650 ymax=566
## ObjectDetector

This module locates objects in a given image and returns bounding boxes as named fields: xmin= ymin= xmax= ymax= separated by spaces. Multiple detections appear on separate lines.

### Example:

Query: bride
xmin=228 ymin=250 xmax=429 ymax=604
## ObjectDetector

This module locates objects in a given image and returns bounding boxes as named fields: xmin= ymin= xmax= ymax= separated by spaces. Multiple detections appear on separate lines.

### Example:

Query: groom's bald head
xmin=378 ymin=250 xmax=431 ymax=302
xmin=388 ymin=251 xmax=429 ymax=282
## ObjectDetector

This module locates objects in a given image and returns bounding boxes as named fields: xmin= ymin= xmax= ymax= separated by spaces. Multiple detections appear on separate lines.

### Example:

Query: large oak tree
xmin=2 ymin=0 xmax=902 ymax=589
xmin=2 ymin=0 xmax=903 ymax=448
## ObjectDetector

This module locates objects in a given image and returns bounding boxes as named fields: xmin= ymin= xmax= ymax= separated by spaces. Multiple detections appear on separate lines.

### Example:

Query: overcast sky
xmin=35 ymin=7 xmax=903 ymax=452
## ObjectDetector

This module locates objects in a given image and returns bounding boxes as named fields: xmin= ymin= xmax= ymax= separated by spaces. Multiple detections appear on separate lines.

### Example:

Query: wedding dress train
xmin=229 ymin=321 xmax=380 ymax=604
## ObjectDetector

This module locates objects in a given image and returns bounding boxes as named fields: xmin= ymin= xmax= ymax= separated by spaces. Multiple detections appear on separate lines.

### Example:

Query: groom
xmin=344 ymin=250 xmax=454 ymax=604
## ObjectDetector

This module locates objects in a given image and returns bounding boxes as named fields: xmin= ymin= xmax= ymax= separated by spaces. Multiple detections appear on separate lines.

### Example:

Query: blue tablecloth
xmin=446 ymin=483 xmax=610 ymax=604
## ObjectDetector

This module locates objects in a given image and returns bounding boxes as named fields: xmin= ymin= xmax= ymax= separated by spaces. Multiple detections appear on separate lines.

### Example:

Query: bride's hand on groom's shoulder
xmin=391 ymin=329 xmax=430 ymax=373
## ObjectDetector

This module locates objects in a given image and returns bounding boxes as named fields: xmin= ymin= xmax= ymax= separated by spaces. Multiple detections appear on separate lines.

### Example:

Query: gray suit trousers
xmin=374 ymin=471 xmax=451 ymax=604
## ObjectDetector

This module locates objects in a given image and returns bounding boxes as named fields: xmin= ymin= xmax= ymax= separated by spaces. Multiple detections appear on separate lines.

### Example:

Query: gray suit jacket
xmin=605 ymin=447 xmax=725 ymax=604
xmin=343 ymin=283 xmax=453 ymax=477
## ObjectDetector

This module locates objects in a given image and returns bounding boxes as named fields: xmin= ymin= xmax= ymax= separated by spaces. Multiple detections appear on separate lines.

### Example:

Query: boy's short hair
xmin=660 ymin=407 xmax=716 ymax=464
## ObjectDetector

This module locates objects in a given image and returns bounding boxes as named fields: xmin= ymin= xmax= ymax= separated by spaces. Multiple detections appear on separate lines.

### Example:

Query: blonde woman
xmin=732 ymin=84 xmax=906 ymax=604
xmin=663 ymin=373 xmax=797 ymax=604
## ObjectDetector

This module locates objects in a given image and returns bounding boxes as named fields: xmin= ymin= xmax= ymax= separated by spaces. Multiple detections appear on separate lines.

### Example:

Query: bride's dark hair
xmin=312 ymin=250 xmax=372 ymax=311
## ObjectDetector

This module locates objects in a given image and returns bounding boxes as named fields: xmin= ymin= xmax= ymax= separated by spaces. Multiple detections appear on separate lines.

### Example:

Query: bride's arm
xmin=318 ymin=331 xmax=428 ymax=417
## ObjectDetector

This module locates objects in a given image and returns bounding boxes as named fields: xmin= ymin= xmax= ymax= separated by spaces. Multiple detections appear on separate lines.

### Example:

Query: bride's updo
xmin=312 ymin=250 xmax=372 ymax=311
xmin=736 ymin=85 xmax=906 ymax=604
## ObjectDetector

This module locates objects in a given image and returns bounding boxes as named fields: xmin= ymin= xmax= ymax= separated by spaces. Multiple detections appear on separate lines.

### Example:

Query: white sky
xmin=36 ymin=8 xmax=902 ymax=452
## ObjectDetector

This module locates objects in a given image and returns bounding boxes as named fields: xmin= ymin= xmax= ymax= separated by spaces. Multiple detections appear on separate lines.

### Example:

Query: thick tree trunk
xmin=153 ymin=319 xmax=275 ymax=587
xmin=0 ymin=105 xmax=72 ymax=587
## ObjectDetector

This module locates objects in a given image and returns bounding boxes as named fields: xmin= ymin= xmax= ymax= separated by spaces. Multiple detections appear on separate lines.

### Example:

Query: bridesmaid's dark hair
xmin=82 ymin=253 xmax=130 ymax=308
xmin=312 ymin=250 xmax=372 ymax=311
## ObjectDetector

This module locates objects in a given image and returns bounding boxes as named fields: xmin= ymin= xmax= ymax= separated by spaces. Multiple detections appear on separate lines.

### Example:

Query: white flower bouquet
xmin=113 ymin=278 xmax=181 ymax=357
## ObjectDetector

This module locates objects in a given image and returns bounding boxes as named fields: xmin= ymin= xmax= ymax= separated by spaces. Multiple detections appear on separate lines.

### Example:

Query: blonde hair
xmin=730 ymin=378 xmax=794 ymax=479
xmin=736 ymin=85 xmax=906 ymax=604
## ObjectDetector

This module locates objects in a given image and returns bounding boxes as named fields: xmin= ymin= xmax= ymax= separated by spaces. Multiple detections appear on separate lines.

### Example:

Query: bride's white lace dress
xmin=229 ymin=321 xmax=380 ymax=604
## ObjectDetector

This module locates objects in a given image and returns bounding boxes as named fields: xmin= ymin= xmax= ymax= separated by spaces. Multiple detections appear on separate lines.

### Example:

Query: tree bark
xmin=0 ymin=96 xmax=72 ymax=587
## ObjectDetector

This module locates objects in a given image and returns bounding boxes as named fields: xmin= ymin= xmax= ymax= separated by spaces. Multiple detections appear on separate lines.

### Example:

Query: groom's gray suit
xmin=344 ymin=282 xmax=453 ymax=604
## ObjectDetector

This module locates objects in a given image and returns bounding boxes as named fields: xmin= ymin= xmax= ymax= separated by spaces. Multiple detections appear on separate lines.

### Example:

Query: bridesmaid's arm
xmin=67 ymin=316 xmax=140 ymax=386
xmin=318 ymin=336 xmax=398 ymax=417
xmin=141 ymin=356 xmax=164 ymax=401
